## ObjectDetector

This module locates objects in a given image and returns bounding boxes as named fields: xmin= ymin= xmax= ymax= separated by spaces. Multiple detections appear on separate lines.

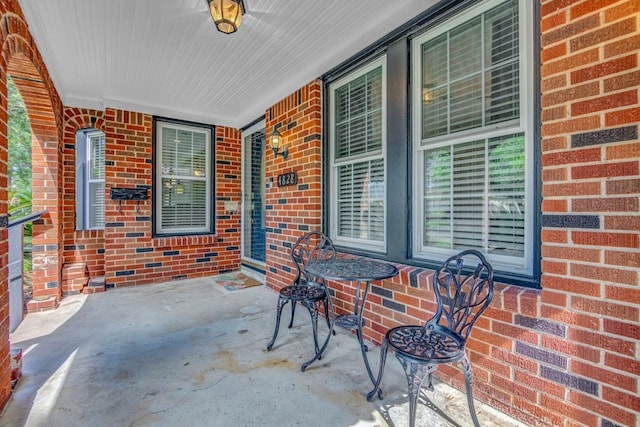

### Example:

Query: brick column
xmin=62 ymin=109 xmax=106 ymax=280
xmin=265 ymin=81 xmax=323 ymax=291
xmin=539 ymin=1 xmax=640 ymax=426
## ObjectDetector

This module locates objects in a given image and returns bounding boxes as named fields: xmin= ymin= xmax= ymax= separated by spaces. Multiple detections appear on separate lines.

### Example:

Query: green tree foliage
xmin=8 ymin=76 xmax=32 ymax=219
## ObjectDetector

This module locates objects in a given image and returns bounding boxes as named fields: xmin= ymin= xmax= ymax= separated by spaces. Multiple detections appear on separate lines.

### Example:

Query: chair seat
xmin=386 ymin=325 xmax=464 ymax=364
xmin=279 ymin=284 xmax=326 ymax=302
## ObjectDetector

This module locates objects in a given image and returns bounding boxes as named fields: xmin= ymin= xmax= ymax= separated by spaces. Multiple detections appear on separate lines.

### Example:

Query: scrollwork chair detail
xmin=367 ymin=249 xmax=494 ymax=427
xmin=266 ymin=232 xmax=336 ymax=365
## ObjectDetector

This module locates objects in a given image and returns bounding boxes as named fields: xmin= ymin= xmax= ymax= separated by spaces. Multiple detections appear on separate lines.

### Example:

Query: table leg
xmin=354 ymin=281 xmax=382 ymax=398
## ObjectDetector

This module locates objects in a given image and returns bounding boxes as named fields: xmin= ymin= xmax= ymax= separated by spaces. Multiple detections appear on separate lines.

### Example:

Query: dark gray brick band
xmin=371 ymin=285 xmax=393 ymax=299
xmin=515 ymin=314 xmax=566 ymax=337
xmin=540 ymin=366 xmax=598 ymax=396
xmin=571 ymin=125 xmax=637 ymax=148
xmin=515 ymin=342 xmax=567 ymax=368
xmin=541 ymin=215 xmax=599 ymax=229
xmin=382 ymin=298 xmax=405 ymax=313
xmin=115 ymin=270 xmax=134 ymax=277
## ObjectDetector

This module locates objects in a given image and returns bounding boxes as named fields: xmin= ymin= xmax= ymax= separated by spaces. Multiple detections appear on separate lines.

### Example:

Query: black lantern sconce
xmin=269 ymin=124 xmax=288 ymax=160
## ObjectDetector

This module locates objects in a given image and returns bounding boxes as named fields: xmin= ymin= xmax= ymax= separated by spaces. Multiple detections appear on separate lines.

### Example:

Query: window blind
xmin=423 ymin=133 xmax=525 ymax=256
xmin=337 ymin=159 xmax=384 ymax=241
xmin=334 ymin=66 xmax=383 ymax=159
xmin=421 ymin=0 xmax=519 ymax=140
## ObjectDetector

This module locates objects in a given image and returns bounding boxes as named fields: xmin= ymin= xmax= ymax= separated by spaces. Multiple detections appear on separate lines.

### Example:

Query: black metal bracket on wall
xmin=0 ymin=214 xmax=9 ymax=228
xmin=110 ymin=187 xmax=148 ymax=213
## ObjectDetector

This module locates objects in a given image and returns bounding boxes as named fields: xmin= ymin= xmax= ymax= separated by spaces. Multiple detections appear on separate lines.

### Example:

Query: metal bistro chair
xmin=367 ymin=249 xmax=494 ymax=427
xmin=267 ymin=231 xmax=336 ymax=364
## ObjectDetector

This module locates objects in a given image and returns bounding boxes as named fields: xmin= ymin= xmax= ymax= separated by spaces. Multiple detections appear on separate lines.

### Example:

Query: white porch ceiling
xmin=18 ymin=0 xmax=438 ymax=129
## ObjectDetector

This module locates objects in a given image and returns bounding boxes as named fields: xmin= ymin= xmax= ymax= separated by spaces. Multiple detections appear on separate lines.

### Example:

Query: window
xmin=76 ymin=129 xmax=105 ymax=230
xmin=329 ymin=58 xmax=387 ymax=252
xmin=413 ymin=0 xmax=533 ymax=275
xmin=154 ymin=118 xmax=214 ymax=236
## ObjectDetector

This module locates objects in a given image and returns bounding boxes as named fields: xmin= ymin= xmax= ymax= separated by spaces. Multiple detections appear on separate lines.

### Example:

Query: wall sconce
xmin=208 ymin=0 xmax=246 ymax=34
xmin=269 ymin=124 xmax=288 ymax=160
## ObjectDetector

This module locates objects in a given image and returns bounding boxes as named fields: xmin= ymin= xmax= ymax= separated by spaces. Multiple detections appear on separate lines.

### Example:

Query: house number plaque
xmin=277 ymin=171 xmax=298 ymax=187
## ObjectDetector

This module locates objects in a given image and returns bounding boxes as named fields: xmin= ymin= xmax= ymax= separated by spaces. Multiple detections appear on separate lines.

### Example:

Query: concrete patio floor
xmin=0 ymin=275 xmax=528 ymax=427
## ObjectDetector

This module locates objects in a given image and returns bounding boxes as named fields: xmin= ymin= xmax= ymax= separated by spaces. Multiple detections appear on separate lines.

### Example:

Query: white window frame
xmin=76 ymin=129 xmax=105 ymax=230
xmin=411 ymin=0 xmax=534 ymax=275
xmin=329 ymin=56 xmax=388 ymax=253
xmin=154 ymin=120 xmax=213 ymax=236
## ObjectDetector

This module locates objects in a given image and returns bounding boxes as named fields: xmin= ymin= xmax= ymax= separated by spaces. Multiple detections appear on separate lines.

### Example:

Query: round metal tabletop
xmin=305 ymin=258 xmax=398 ymax=282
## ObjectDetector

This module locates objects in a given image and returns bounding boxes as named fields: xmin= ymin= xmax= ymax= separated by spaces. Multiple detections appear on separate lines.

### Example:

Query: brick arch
xmin=62 ymin=109 xmax=106 ymax=281
xmin=2 ymin=17 xmax=64 ymax=309
xmin=64 ymin=109 xmax=106 ymax=134
xmin=0 ymin=4 xmax=63 ymax=410
xmin=0 ymin=13 xmax=63 ymax=136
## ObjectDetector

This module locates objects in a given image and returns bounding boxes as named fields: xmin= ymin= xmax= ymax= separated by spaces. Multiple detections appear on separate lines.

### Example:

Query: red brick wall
xmin=62 ymin=108 xmax=106 ymax=280
xmin=60 ymin=107 xmax=245 ymax=287
xmin=262 ymin=3 xmax=640 ymax=426
xmin=0 ymin=0 xmax=64 ymax=412
xmin=264 ymin=81 xmax=323 ymax=291
xmin=537 ymin=1 xmax=640 ymax=426
xmin=99 ymin=109 xmax=241 ymax=287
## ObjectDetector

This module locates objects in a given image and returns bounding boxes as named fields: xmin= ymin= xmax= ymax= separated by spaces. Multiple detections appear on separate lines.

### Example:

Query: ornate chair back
xmin=291 ymin=231 xmax=336 ymax=286
xmin=428 ymin=249 xmax=494 ymax=344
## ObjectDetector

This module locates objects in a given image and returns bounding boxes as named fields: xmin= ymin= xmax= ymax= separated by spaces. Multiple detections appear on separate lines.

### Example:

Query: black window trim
xmin=151 ymin=115 xmax=217 ymax=238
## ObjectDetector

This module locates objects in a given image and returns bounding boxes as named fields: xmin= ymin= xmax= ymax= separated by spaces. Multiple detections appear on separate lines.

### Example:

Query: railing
xmin=8 ymin=210 xmax=47 ymax=332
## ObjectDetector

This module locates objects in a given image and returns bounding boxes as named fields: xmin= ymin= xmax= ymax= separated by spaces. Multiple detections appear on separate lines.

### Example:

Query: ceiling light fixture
xmin=208 ymin=0 xmax=246 ymax=34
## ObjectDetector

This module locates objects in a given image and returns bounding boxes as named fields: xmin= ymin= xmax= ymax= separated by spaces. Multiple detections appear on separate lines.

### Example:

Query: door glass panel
xmin=242 ymin=129 xmax=266 ymax=262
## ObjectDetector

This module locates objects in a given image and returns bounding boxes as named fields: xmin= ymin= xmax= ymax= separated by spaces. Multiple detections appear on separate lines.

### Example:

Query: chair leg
xmin=288 ymin=301 xmax=297 ymax=328
xmin=366 ymin=339 xmax=389 ymax=401
xmin=397 ymin=356 xmax=430 ymax=427
xmin=461 ymin=355 xmax=481 ymax=427
xmin=304 ymin=301 xmax=320 ymax=357
xmin=322 ymin=299 xmax=335 ymax=335
xmin=267 ymin=297 xmax=288 ymax=351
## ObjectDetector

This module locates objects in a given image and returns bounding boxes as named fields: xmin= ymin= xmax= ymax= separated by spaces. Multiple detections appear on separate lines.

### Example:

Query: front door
xmin=241 ymin=122 xmax=266 ymax=265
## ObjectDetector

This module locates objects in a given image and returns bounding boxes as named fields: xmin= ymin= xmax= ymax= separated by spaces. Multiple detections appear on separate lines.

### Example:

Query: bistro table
xmin=303 ymin=258 xmax=399 ymax=390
